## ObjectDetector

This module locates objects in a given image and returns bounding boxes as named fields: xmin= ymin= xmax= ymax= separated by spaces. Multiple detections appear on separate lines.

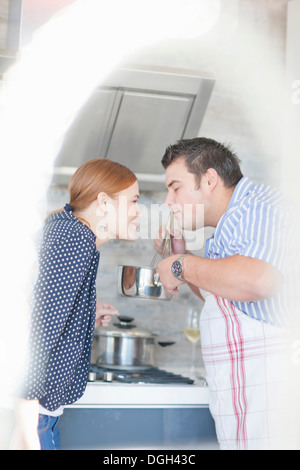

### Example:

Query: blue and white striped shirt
xmin=205 ymin=176 xmax=296 ymax=326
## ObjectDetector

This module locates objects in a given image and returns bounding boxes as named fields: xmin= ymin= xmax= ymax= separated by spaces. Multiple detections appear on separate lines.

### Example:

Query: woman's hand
xmin=95 ymin=302 xmax=119 ymax=327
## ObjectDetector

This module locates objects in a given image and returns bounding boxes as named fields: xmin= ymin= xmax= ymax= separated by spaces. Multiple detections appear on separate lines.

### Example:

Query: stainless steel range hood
xmin=52 ymin=67 xmax=215 ymax=190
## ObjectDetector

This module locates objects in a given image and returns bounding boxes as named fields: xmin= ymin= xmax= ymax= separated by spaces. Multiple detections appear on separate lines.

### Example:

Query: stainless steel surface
xmin=95 ymin=334 xmax=155 ymax=370
xmin=94 ymin=317 xmax=156 ymax=370
xmin=103 ymin=371 xmax=114 ymax=382
xmin=199 ymin=376 xmax=208 ymax=387
xmin=52 ymin=67 xmax=215 ymax=189
xmin=88 ymin=371 xmax=97 ymax=382
xmin=96 ymin=315 xmax=153 ymax=338
xmin=89 ymin=364 xmax=195 ymax=384
xmin=118 ymin=265 xmax=173 ymax=301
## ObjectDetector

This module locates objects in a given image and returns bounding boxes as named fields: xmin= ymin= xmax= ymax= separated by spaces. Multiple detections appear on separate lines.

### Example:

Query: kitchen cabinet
xmin=58 ymin=376 xmax=218 ymax=450
xmin=58 ymin=407 xmax=217 ymax=450
xmin=52 ymin=67 xmax=215 ymax=190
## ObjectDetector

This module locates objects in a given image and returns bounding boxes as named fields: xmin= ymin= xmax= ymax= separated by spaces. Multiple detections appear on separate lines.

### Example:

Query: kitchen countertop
xmin=66 ymin=368 xmax=210 ymax=409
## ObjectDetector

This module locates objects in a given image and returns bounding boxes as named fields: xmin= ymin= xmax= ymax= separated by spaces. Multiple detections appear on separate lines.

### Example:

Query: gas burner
xmin=89 ymin=364 xmax=194 ymax=385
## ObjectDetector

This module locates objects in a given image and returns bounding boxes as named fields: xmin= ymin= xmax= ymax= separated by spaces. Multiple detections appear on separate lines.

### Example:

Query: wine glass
xmin=184 ymin=309 xmax=201 ymax=377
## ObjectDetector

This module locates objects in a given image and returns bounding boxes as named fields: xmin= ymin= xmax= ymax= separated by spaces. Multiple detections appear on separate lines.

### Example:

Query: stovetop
xmin=89 ymin=364 xmax=194 ymax=385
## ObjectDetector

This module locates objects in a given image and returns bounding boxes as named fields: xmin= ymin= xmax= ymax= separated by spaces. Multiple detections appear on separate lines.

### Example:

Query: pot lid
xmin=95 ymin=316 xmax=153 ymax=339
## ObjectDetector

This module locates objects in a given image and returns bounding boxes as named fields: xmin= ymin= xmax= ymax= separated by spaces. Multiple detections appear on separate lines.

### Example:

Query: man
xmin=157 ymin=137 xmax=296 ymax=450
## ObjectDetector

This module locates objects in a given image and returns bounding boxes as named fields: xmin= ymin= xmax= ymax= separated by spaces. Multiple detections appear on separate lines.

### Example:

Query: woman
xmin=23 ymin=158 xmax=141 ymax=450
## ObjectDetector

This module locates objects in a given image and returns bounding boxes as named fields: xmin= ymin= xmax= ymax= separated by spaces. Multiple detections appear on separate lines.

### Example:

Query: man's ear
xmin=203 ymin=168 xmax=218 ymax=191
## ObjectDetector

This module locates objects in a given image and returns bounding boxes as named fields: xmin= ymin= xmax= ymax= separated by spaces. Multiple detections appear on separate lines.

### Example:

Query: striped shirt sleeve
xmin=228 ymin=202 xmax=289 ymax=275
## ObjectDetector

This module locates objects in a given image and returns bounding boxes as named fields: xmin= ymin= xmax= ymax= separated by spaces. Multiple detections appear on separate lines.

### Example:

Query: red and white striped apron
xmin=200 ymin=289 xmax=291 ymax=450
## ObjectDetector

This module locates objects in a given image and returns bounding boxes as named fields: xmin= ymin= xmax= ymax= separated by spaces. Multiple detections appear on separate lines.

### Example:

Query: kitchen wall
xmin=120 ymin=0 xmax=288 ymax=188
xmin=0 ymin=1 xmax=9 ymax=49
xmin=45 ymin=0 xmax=289 ymax=372
xmin=284 ymin=0 xmax=300 ymax=205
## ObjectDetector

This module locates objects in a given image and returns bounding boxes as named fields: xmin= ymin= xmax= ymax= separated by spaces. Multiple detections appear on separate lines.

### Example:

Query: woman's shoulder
xmin=43 ymin=211 xmax=96 ymax=249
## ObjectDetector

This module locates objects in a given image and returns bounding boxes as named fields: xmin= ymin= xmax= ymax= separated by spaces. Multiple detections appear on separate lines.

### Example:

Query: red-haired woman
xmin=23 ymin=159 xmax=141 ymax=450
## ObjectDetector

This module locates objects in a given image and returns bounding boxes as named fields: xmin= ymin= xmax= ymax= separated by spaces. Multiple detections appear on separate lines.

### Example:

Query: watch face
xmin=172 ymin=260 xmax=182 ymax=277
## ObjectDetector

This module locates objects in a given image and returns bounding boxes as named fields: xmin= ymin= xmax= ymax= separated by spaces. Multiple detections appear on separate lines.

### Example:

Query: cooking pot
xmin=94 ymin=316 xmax=175 ymax=370
xmin=118 ymin=265 xmax=173 ymax=301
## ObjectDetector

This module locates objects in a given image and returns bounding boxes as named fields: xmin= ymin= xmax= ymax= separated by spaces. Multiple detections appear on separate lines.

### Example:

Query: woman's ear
xmin=96 ymin=192 xmax=108 ymax=216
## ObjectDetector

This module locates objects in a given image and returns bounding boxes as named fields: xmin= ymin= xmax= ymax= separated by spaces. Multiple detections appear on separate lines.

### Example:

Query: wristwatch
xmin=171 ymin=255 xmax=188 ymax=281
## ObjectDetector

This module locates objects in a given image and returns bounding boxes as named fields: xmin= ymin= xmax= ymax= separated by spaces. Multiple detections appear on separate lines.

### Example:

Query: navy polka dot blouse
xmin=23 ymin=206 xmax=100 ymax=412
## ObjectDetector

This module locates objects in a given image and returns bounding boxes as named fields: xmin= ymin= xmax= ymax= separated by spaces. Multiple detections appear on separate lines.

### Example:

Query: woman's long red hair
xmin=69 ymin=158 xmax=137 ymax=210
xmin=49 ymin=158 xmax=137 ymax=224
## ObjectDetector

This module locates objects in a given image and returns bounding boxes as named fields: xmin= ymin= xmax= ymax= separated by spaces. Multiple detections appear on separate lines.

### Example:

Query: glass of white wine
xmin=184 ymin=309 xmax=201 ymax=377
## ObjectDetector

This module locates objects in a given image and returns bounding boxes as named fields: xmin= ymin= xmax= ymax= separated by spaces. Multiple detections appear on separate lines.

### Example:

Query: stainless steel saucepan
xmin=118 ymin=265 xmax=173 ymax=301
xmin=118 ymin=212 xmax=174 ymax=301
xmin=94 ymin=316 xmax=175 ymax=370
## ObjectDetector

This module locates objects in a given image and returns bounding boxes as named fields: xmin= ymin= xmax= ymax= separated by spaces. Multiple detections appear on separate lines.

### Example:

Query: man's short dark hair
xmin=161 ymin=137 xmax=243 ymax=188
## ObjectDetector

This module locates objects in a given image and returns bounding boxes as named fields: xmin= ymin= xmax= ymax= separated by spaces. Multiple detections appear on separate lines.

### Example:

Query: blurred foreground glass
xmin=184 ymin=309 xmax=201 ymax=377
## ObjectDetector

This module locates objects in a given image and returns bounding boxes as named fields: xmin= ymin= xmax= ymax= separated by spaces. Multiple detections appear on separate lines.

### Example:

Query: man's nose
xmin=164 ymin=191 xmax=173 ymax=206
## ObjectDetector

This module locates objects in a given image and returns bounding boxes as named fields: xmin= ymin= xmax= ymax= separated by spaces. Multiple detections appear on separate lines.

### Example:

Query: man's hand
xmin=155 ymin=228 xmax=203 ymax=298
xmin=154 ymin=226 xmax=186 ymax=257
xmin=157 ymin=255 xmax=186 ymax=295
